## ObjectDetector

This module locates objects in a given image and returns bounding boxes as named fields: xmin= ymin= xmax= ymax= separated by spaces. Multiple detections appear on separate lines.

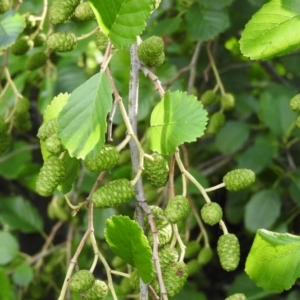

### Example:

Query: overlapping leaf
xmin=240 ymin=0 xmax=300 ymax=60
xmin=58 ymin=71 xmax=112 ymax=159
xmin=105 ymin=216 xmax=153 ymax=283
xmin=148 ymin=91 xmax=207 ymax=155
xmin=89 ymin=0 xmax=152 ymax=49
xmin=0 ymin=10 xmax=25 ymax=50
xmin=246 ymin=229 xmax=300 ymax=292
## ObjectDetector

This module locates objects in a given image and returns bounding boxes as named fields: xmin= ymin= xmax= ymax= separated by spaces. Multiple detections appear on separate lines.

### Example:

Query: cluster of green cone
xmin=69 ymin=270 xmax=108 ymax=300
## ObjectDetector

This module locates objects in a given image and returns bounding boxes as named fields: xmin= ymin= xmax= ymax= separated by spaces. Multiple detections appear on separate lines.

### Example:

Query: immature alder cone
xmin=223 ymin=169 xmax=255 ymax=192
xmin=144 ymin=153 xmax=169 ymax=188
xmin=13 ymin=98 xmax=32 ymax=132
xmin=184 ymin=241 xmax=201 ymax=259
xmin=200 ymin=90 xmax=217 ymax=106
xmin=45 ymin=133 xmax=64 ymax=155
xmin=36 ymin=156 xmax=66 ymax=197
xmin=69 ymin=270 xmax=95 ymax=293
xmin=84 ymin=144 xmax=119 ymax=172
xmin=159 ymin=247 xmax=179 ymax=271
xmin=201 ymin=202 xmax=223 ymax=226
xmin=220 ymin=93 xmax=235 ymax=111
xmin=47 ymin=31 xmax=77 ymax=52
xmin=25 ymin=52 xmax=47 ymax=71
xmin=0 ymin=0 xmax=11 ymax=13
xmin=74 ymin=2 xmax=95 ymax=21
xmin=11 ymin=36 xmax=33 ymax=55
xmin=83 ymin=280 xmax=108 ymax=300
xmin=197 ymin=246 xmax=213 ymax=265
xmin=206 ymin=112 xmax=225 ymax=134
xmin=95 ymin=31 xmax=109 ymax=53
xmin=164 ymin=195 xmax=190 ymax=223
xmin=137 ymin=36 xmax=165 ymax=67
xmin=225 ymin=293 xmax=247 ymax=300
xmin=92 ymin=179 xmax=135 ymax=208
xmin=163 ymin=262 xmax=188 ymax=297
xmin=37 ymin=118 xmax=58 ymax=141
xmin=187 ymin=259 xmax=201 ymax=277
xmin=49 ymin=0 xmax=80 ymax=24
xmin=217 ymin=234 xmax=240 ymax=271
xmin=290 ymin=94 xmax=300 ymax=113
xmin=33 ymin=33 xmax=47 ymax=47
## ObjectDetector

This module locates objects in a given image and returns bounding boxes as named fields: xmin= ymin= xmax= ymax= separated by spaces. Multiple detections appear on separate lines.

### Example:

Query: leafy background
xmin=1 ymin=0 xmax=300 ymax=299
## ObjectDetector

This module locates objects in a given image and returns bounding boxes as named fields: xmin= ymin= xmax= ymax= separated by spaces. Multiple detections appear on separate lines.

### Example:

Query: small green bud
xmin=37 ymin=118 xmax=58 ymax=141
xmin=206 ymin=112 xmax=225 ymax=134
xmin=221 ymin=93 xmax=235 ymax=111
xmin=45 ymin=133 xmax=63 ymax=155
xmin=197 ymin=247 xmax=213 ymax=265
xmin=187 ymin=259 xmax=201 ymax=277
xmin=33 ymin=33 xmax=47 ymax=47
xmin=200 ymin=90 xmax=218 ymax=106
xmin=49 ymin=0 xmax=80 ymax=24
xmin=223 ymin=169 xmax=255 ymax=192
xmin=184 ymin=241 xmax=201 ymax=259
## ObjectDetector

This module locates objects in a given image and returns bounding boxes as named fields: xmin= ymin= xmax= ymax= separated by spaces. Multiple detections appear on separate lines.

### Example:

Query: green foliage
xmin=240 ymin=0 xmax=300 ymax=60
xmin=0 ymin=11 xmax=25 ymax=50
xmin=246 ymin=229 xmax=300 ymax=292
xmin=0 ymin=231 xmax=19 ymax=264
xmin=58 ymin=71 xmax=112 ymax=159
xmin=104 ymin=216 xmax=154 ymax=283
xmin=148 ymin=91 xmax=208 ymax=154
xmin=89 ymin=0 xmax=152 ymax=49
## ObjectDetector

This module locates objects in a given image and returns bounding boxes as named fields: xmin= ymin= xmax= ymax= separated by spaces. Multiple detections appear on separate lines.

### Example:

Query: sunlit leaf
xmin=240 ymin=0 xmax=300 ymax=60
xmin=58 ymin=71 xmax=112 ymax=159
xmin=89 ymin=0 xmax=152 ymax=49
xmin=246 ymin=229 xmax=300 ymax=292
xmin=148 ymin=91 xmax=207 ymax=155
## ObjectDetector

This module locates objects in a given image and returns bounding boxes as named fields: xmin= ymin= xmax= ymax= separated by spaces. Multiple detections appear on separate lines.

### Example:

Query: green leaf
xmin=239 ymin=0 xmax=300 ymax=60
xmin=12 ymin=263 xmax=34 ymax=286
xmin=0 ymin=231 xmax=19 ymax=265
xmin=197 ymin=0 xmax=235 ymax=8
xmin=0 ymin=11 xmax=25 ymax=50
xmin=150 ymin=17 xmax=182 ymax=36
xmin=215 ymin=121 xmax=250 ymax=154
xmin=88 ymin=0 xmax=152 ymax=49
xmin=58 ymin=71 xmax=113 ymax=159
xmin=245 ymin=229 xmax=300 ymax=292
xmin=0 ymin=268 xmax=13 ymax=299
xmin=186 ymin=3 xmax=229 ymax=41
xmin=259 ymin=85 xmax=297 ymax=137
xmin=237 ymin=134 xmax=278 ymax=174
xmin=0 ymin=196 xmax=43 ymax=233
xmin=148 ymin=91 xmax=208 ymax=155
xmin=0 ymin=141 xmax=32 ymax=179
xmin=244 ymin=189 xmax=281 ymax=233
xmin=105 ymin=216 xmax=153 ymax=283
